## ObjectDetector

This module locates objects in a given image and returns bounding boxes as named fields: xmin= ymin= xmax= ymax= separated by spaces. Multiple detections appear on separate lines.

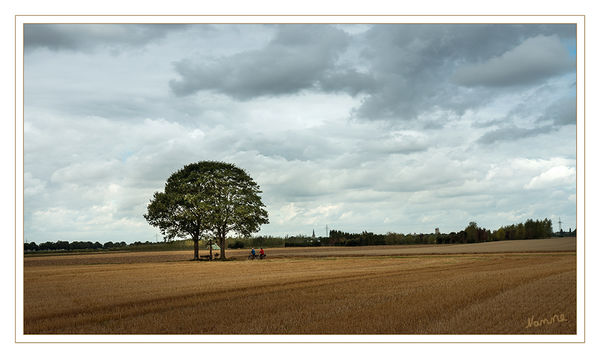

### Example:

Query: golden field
xmin=23 ymin=238 xmax=576 ymax=334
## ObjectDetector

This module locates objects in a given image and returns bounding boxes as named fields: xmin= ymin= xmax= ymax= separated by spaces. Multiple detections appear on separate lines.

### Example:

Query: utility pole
xmin=558 ymin=217 xmax=563 ymax=233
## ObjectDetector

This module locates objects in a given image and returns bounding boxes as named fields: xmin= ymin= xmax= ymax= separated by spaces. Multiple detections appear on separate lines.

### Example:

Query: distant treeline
xmin=329 ymin=219 xmax=561 ymax=246
xmin=25 ymin=218 xmax=574 ymax=252
xmin=24 ymin=239 xmax=194 ymax=253
xmin=230 ymin=218 xmax=571 ymax=249
xmin=227 ymin=235 xmax=310 ymax=249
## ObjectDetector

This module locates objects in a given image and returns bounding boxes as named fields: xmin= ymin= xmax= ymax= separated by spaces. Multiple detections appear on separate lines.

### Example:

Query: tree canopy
xmin=144 ymin=161 xmax=269 ymax=260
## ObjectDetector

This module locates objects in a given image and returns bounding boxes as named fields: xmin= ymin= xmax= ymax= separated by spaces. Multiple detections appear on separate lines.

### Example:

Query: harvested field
xmin=23 ymin=238 xmax=576 ymax=335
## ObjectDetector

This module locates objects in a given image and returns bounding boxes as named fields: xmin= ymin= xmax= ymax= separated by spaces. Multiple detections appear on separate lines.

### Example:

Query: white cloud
xmin=50 ymin=159 xmax=122 ymax=184
xmin=306 ymin=204 xmax=342 ymax=217
xmin=24 ymin=172 xmax=46 ymax=196
xmin=525 ymin=165 xmax=576 ymax=190
xmin=277 ymin=203 xmax=300 ymax=224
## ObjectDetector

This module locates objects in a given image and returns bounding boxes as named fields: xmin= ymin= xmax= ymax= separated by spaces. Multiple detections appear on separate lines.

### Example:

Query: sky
xmin=23 ymin=23 xmax=577 ymax=243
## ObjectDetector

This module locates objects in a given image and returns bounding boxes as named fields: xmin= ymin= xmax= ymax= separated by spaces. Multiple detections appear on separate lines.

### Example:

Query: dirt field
xmin=23 ymin=238 xmax=576 ymax=335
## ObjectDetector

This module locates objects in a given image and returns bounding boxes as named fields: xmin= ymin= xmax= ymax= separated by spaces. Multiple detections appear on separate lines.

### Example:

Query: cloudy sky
xmin=23 ymin=23 xmax=577 ymax=243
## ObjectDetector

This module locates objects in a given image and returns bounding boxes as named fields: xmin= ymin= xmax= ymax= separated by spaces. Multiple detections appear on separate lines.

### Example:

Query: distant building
xmin=435 ymin=228 xmax=440 ymax=235
xmin=312 ymin=229 xmax=316 ymax=239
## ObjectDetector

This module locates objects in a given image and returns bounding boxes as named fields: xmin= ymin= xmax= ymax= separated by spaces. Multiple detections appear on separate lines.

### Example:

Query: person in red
xmin=259 ymin=247 xmax=265 ymax=258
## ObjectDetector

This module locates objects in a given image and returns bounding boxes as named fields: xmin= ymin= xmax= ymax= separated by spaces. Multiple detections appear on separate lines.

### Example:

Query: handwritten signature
xmin=526 ymin=313 xmax=568 ymax=328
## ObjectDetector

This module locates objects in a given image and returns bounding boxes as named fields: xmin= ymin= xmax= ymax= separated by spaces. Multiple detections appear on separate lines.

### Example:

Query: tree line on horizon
xmin=23 ymin=240 xmax=188 ymax=252
xmin=24 ymin=218 xmax=573 ymax=252
xmin=232 ymin=218 xmax=570 ymax=248
xmin=327 ymin=218 xmax=558 ymax=246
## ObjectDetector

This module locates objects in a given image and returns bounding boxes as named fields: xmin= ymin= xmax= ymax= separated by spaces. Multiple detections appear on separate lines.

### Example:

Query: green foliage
xmin=493 ymin=218 xmax=553 ymax=241
xmin=24 ymin=242 xmax=38 ymax=251
xmin=144 ymin=161 xmax=269 ymax=260
xmin=465 ymin=222 xmax=478 ymax=243
xmin=284 ymin=235 xmax=321 ymax=247
xmin=251 ymin=235 xmax=286 ymax=247
xmin=230 ymin=236 xmax=285 ymax=248
xmin=125 ymin=239 xmax=194 ymax=251
xmin=228 ymin=240 xmax=245 ymax=249
xmin=492 ymin=227 xmax=505 ymax=241
xmin=327 ymin=230 xmax=386 ymax=246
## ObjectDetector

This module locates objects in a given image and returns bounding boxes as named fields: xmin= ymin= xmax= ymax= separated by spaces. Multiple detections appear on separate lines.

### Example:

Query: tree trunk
xmin=193 ymin=235 xmax=199 ymax=260
xmin=219 ymin=234 xmax=226 ymax=260
xmin=209 ymin=239 xmax=213 ymax=261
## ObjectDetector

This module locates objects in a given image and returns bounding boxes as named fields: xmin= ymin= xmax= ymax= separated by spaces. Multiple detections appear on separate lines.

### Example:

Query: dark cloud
xmin=453 ymin=35 xmax=574 ymax=87
xmin=352 ymin=24 xmax=576 ymax=122
xmin=318 ymin=69 xmax=377 ymax=95
xmin=167 ymin=23 xmax=576 ymax=124
xmin=169 ymin=25 xmax=351 ymax=99
xmin=541 ymin=96 xmax=576 ymax=126
xmin=24 ymin=24 xmax=190 ymax=52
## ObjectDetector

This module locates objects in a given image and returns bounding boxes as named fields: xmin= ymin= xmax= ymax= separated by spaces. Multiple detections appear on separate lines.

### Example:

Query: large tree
xmin=144 ymin=161 xmax=269 ymax=260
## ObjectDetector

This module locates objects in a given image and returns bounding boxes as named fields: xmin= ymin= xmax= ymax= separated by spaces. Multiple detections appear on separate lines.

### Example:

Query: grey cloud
xmin=24 ymin=24 xmax=189 ymax=52
xmin=33 ymin=95 xmax=195 ymax=123
xmin=43 ymin=97 xmax=159 ymax=120
xmin=235 ymin=127 xmax=428 ymax=164
xmin=167 ymin=24 xmax=576 ymax=123
xmin=169 ymin=25 xmax=350 ymax=99
xmin=354 ymin=24 xmax=575 ymax=122
xmin=50 ymin=159 xmax=121 ymax=184
xmin=236 ymin=132 xmax=342 ymax=162
xmin=318 ymin=69 xmax=377 ymax=95
xmin=541 ymin=96 xmax=576 ymax=126
xmin=470 ymin=78 xmax=576 ymax=131
xmin=363 ymin=132 xmax=429 ymax=155
xmin=471 ymin=118 xmax=506 ymax=129
xmin=453 ymin=35 xmax=574 ymax=87
xmin=477 ymin=125 xmax=555 ymax=145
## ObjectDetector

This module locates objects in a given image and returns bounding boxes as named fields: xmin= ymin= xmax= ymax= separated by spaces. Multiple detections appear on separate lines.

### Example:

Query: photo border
xmin=14 ymin=14 xmax=586 ymax=344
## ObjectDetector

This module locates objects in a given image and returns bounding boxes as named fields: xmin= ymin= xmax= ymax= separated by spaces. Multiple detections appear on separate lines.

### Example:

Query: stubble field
xmin=23 ymin=238 xmax=576 ymax=335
